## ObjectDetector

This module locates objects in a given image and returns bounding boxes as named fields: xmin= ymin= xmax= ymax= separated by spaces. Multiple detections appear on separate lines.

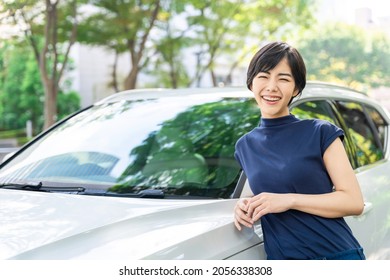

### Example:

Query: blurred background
xmin=0 ymin=0 xmax=389 ymax=149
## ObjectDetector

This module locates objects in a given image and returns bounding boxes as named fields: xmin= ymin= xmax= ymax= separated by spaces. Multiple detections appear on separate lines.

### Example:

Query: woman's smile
xmin=262 ymin=95 xmax=282 ymax=104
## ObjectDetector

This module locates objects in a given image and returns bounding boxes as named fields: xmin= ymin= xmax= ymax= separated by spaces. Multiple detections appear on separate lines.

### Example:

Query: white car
xmin=0 ymin=82 xmax=389 ymax=259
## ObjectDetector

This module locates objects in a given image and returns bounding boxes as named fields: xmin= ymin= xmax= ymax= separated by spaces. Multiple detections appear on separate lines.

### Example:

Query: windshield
xmin=0 ymin=94 xmax=259 ymax=198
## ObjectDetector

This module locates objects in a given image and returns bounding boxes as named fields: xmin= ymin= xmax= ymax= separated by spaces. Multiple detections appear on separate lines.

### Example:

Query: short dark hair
xmin=246 ymin=42 xmax=306 ymax=97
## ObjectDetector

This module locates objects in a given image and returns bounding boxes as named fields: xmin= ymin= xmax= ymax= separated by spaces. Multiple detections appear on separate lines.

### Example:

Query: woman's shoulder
xmin=298 ymin=117 xmax=330 ymax=124
xmin=295 ymin=117 xmax=344 ymax=137
xmin=299 ymin=117 xmax=344 ymax=138
xmin=235 ymin=127 xmax=260 ymax=147
xmin=297 ymin=117 xmax=339 ymax=130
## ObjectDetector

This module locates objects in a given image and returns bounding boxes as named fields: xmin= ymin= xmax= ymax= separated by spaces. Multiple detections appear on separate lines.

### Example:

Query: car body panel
xmin=0 ymin=189 xmax=262 ymax=260
xmin=346 ymin=162 xmax=390 ymax=259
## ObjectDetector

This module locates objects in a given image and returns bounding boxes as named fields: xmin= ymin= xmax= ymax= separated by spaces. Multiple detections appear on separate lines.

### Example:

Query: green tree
xmin=79 ymin=0 xmax=162 ymax=90
xmin=185 ymin=0 xmax=315 ymax=87
xmin=185 ymin=0 xmax=247 ymax=87
xmin=0 ymin=42 xmax=80 ymax=134
xmin=298 ymin=23 xmax=390 ymax=90
xmin=79 ymin=0 xmax=315 ymax=89
xmin=0 ymin=43 xmax=41 ymax=131
xmin=1 ymin=0 xmax=80 ymax=129
xmin=368 ymin=32 xmax=390 ymax=88
xmin=147 ymin=0 xmax=191 ymax=88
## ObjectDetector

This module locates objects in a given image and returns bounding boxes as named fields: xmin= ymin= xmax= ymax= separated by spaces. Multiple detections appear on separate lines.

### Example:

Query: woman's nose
xmin=265 ymin=78 xmax=277 ymax=92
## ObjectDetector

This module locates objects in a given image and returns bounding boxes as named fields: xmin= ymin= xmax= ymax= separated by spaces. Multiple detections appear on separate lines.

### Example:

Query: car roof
xmin=96 ymin=86 xmax=252 ymax=104
xmin=96 ymin=81 xmax=381 ymax=111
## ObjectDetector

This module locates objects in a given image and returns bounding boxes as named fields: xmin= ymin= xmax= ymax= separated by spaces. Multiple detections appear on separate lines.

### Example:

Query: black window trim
xmin=361 ymin=103 xmax=388 ymax=152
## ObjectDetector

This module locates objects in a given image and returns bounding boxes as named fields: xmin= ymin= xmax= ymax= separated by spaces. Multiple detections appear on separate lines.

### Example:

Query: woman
xmin=234 ymin=41 xmax=365 ymax=260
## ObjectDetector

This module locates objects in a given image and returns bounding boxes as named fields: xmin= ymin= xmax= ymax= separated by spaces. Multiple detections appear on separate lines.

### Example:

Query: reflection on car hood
xmin=0 ymin=189 xmax=260 ymax=260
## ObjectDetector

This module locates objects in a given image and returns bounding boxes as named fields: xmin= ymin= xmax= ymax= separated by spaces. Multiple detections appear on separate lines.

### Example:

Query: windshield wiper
xmin=0 ymin=182 xmax=85 ymax=193
xmin=0 ymin=182 xmax=163 ymax=197
xmin=80 ymin=189 xmax=165 ymax=199
xmin=0 ymin=181 xmax=43 ymax=191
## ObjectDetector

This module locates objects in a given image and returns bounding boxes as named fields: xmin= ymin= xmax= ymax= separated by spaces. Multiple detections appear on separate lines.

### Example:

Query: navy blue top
xmin=234 ymin=114 xmax=362 ymax=259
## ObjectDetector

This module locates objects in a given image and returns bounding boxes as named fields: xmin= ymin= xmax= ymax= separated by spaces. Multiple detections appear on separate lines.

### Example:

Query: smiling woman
xmin=234 ymin=41 xmax=365 ymax=260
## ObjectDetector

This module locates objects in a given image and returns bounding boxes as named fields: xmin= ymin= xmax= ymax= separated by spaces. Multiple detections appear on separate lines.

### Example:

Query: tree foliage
xmin=0 ymin=42 xmax=80 ymax=133
xmin=78 ymin=0 xmax=162 ymax=90
xmin=0 ymin=43 xmax=42 ymax=131
xmin=146 ymin=0 xmax=191 ymax=88
xmin=78 ymin=0 xmax=315 ymax=89
xmin=298 ymin=23 xmax=390 ymax=90
xmin=1 ymin=0 xmax=81 ymax=129
xmin=185 ymin=0 xmax=315 ymax=87
xmin=150 ymin=0 xmax=316 ymax=87
xmin=1 ymin=0 xmax=390 ymax=134
xmin=111 ymin=98 xmax=260 ymax=198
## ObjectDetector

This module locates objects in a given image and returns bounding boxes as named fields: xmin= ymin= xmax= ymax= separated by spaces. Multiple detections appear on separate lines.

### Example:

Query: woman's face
xmin=250 ymin=58 xmax=299 ymax=119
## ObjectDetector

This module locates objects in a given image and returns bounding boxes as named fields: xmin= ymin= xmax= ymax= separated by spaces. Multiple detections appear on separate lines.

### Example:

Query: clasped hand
xmin=234 ymin=192 xmax=291 ymax=231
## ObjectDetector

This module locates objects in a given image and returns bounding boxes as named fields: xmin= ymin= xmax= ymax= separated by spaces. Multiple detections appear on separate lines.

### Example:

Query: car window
xmin=364 ymin=105 xmax=387 ymax=151
xmin=0 ymin=96 xmax=260 ymax=199
xmin=335 ymin=101 xmax=384 ymax=167
xmin=290 ymin=100 xmax=337 ymax=124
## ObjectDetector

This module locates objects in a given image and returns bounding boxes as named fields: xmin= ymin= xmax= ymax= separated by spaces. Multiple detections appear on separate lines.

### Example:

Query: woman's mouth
xmin=262 ymin=95 xmax=281 ymax=103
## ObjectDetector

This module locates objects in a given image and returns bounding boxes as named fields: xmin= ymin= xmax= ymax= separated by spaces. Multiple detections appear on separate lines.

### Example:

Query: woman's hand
xmin=234 ymin=194 xmax=292 ymax=230
xmin=247 ymin=193 xmax=292 ymax=222
xmin=234 ymin=198 xmax=253 ymax=231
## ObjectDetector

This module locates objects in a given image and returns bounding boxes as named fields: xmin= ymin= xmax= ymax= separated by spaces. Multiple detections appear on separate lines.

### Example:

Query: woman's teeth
xmin=263 ymin=96 xmax=281 ymax=102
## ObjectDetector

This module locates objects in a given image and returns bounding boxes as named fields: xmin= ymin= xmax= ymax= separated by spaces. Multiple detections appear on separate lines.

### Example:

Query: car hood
xmin=0 ymin=189 xmax=261 ymax=260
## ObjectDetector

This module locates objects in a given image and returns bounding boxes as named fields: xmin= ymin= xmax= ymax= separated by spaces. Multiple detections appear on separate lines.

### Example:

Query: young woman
xmin=234 ymin=41 xmax=365 ymax=260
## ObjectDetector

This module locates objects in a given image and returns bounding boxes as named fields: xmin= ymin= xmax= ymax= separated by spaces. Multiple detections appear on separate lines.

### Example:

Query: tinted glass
xmin=0 ymin=96 xmax=260 ymax=199
xmin=336 ymin=101 xmax=384 ymax=166
xmin=365 ymin=105 xmax=387 ymax=150
xmin=291 ymin=100 xmax=337 ymax=124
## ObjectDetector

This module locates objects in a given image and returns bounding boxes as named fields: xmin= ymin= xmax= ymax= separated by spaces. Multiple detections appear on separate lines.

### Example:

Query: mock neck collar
xmin=260 ymin=114 xmax=299 ymax=128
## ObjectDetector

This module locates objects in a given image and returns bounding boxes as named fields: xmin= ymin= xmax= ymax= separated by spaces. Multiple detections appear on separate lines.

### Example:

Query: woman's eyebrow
xmin=258 ymin=72 xmax=292 ymax=77
xmin=278 ymin=73 xmax=292 ymax=77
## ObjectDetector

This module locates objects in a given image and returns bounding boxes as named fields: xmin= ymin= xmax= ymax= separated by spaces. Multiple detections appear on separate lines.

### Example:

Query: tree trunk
xmin=43 ymin=78 xmax=58 ymax=129
xmin=123 ymin=0 xmax=160 ymax=90
xmin=112 ymin=50 xmax=119 ymax=92
xmin=210 ymin=70 xmax=217 ymax=87
xmin=170 ymin=68 xmax=178 ymax=89
xmin=124 ymin=66 xmax=139 ymax=90
xmin=169 ymin=57 xmax=178 ymax=88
